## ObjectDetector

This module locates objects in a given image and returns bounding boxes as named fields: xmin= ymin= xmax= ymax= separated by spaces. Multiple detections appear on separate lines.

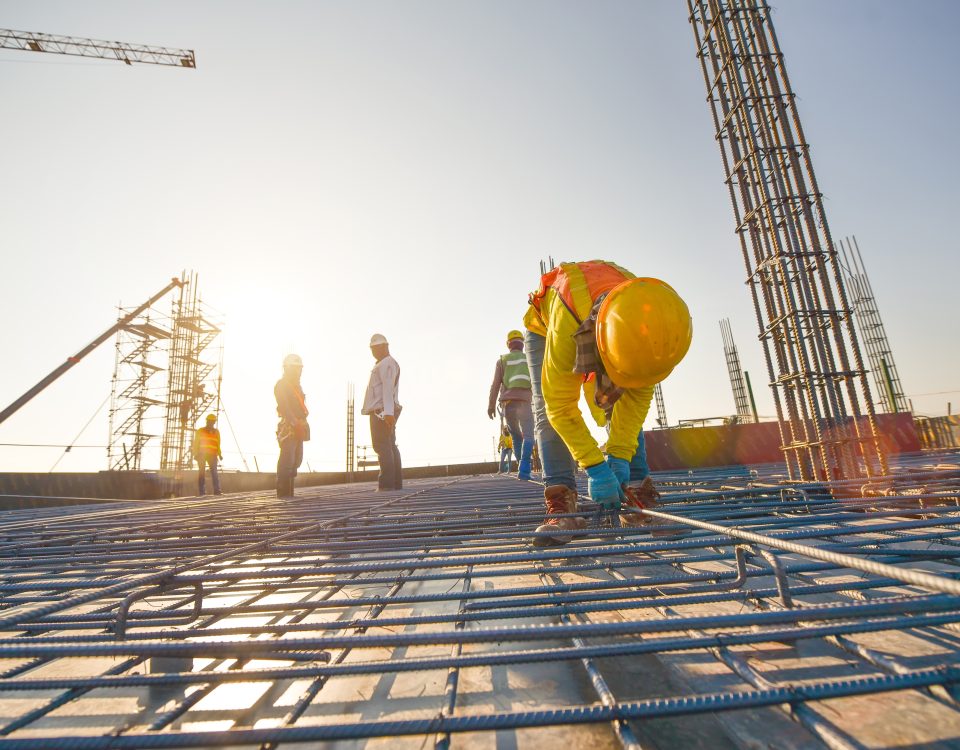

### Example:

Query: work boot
xmin=532 ymin=485 xmax=588 ymax=547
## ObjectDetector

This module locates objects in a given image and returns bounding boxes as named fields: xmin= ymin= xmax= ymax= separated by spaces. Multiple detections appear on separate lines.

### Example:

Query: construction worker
xmin=275 ymin=354 xmax=309 ymax=499
xmin=497 ymin=426 xmax=513 ymax=474
xmin=361 ymin=333 xmax=403 ymax=491
xmin=192 ymin=414 xmax=222 ymax=496
xmin=524 ymin=261 xmax=692 ymax=546
xmin=487 ymin=330 xmax=535 ymax=479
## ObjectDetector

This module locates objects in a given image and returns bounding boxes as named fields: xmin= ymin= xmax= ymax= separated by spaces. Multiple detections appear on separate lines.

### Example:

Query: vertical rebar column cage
xmin=107 ymin=313 xmax=171 ymax=470
xmin=346 ymin=382 xmax=355 ymax=477
xmin=688 ymin=0 xmax=887 ymax=480
xmin=159 ymin=273 xmax=224 ymax=472
xmin=839 ymin=236 xmax=908 ymax=415
xmin=654 ymin=383 xmax=668 ymax=428
xmin=720 ymin=318 xmax=753 ymax=423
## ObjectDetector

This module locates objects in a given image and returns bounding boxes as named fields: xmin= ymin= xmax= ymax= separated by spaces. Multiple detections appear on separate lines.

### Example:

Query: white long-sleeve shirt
xmin=361 ymin=355 xmax=400 ymax=417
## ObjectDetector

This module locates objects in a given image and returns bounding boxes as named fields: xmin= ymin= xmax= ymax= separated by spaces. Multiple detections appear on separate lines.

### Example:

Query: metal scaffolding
xmin=838 ymin=235 xmax=908 ymax=415
xmin=106 ymin=313 xmax=171 ymax=471
xmin=159 ymin=273 xmax=223 ymax=472
xmin=1 ymin=456 xmax=959 ymax=746
xmin=720 ymin=318 xmax=754 ymax=423
xmin=688 ymin=0 xmax=886 ymax=481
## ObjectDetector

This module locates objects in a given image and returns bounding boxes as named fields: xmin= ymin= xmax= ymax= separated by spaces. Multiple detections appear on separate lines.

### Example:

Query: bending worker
xmin=487 ymin=330 xmax=535 ymax=479
xmin=275 ymin=354 xmax=309 ymax=499
xmin=523 ymin=260 xmax=692 ymax=546
xmin=192 ymin=413 xmax=222 ymax=496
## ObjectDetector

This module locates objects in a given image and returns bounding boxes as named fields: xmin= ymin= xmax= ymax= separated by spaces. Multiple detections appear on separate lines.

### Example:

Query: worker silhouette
xmin=192 ymin=414 xmax=222 ymax=496
xmin=275 ymin=354 xmax=309 ymax=498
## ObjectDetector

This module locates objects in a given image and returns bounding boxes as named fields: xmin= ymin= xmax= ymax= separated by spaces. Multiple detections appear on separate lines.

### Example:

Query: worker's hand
xmin=585 ymin=462 xmax=624 ymax=511
xmin=487 ymin=408 xmax=496 ymax=420
xmin=383 ymin=414 xmax=396 ymax=428
xmin=606 ymin=456 xmax=630 ymax=486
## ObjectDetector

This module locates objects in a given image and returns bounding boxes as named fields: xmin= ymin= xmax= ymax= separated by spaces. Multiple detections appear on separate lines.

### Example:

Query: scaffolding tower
xmin=838 ymin=235 xmax=908 ymax=414
xmin=653 ymin=383 xmax=668 ymax=428
xmin=720 ymin=318 xmax=754 ymax=423
xmin=159 ymin=273 xmax=223 ymax=472
xmin=689 ymin=0 xmax=887 ymax=480
xmin=107 ymin=314 xmax=170 ymax=470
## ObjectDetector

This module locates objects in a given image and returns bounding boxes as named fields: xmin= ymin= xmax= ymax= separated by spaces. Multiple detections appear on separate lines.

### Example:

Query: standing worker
xmin=192 ymin=414 xmax=222 ymax=496
xmin=487 ymin=330 xmax=536 ymax=479
xmin=497 ymin=426 xmax=513 ymax=474
xmin=524 ymin=261 xmax=692 ymax=546
xmin=275 ymin=354 xmax=309 ymax=499
xmin=361 ymin=333 xmax=403 ymax=491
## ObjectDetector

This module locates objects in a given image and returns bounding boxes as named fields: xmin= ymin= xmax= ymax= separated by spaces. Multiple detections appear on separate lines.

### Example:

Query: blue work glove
xmin=586 ymin=462 xmax=624 ymax=511
xmin=606 ymin=456 xmax=630 ymax=487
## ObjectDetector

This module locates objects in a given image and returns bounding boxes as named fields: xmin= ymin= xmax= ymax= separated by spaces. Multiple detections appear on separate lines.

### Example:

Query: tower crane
xmin=0 ymin=28 xmax=195 ymax=68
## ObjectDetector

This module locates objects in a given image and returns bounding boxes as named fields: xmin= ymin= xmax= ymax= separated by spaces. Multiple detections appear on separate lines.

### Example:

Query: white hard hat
xmin=369 ymin=333 xmax=389 ymax=347
xmin=283 ymin=353 xmax=303 ymax=368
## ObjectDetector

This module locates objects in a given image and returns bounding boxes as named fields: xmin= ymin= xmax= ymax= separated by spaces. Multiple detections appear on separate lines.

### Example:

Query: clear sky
xmin=1 ymin=1 xmax=958 ymax=474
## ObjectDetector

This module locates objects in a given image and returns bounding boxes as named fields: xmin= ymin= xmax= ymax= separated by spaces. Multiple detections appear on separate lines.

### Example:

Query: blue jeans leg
xmin=525 ymin=330 xmax=577 ymax=491
xmin=503 ymin=400 xmax=533 ymax=463
xmin=371 ymin=416 xmax=402 ymax=490
xmin=499 ymin=448 xmax=511 ymax=473
xmin=628 ymin=429 xmax=650 ymax=483
xmin=209 ymin=456 xmax=221 ymax=494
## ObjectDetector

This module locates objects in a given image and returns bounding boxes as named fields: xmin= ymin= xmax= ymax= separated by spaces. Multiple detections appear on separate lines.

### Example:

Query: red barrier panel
xmin=645 ymin=413 xmax=920 ymax=471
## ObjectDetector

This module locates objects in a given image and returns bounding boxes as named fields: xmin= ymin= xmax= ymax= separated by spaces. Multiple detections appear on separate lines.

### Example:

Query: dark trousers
xmin=370 ymin=415 xmax=402 ymax=490
xmin=197 ymin=455 xmax=220 ymax=495
xmin=277 ymin=437 xmax=303 ymax=495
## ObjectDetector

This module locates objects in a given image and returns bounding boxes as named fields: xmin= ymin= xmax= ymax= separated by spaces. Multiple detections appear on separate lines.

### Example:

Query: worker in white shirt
xmin=361 ymin=333 xmax=403 ymax=491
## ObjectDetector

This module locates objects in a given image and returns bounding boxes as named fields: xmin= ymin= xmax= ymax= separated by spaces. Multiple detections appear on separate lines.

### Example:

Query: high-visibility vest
xmin=500 ymin=350 xmax=531 ymax=390
xmin=527 ymin=260 xmax=634 ymax=325
xmin=193 ymin=426 xmax=220 ymax=457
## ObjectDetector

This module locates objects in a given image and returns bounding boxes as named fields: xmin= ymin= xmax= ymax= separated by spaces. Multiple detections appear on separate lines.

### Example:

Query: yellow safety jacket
xmin=192 ymin=426 xmax=221 ymax=459
xmin=523 ymin=261 xmax=654 ymax=469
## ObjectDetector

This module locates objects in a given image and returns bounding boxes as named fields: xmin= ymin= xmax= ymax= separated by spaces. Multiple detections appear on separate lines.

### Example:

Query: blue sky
xmin=1 ymin=1 xmax=957 ymax=473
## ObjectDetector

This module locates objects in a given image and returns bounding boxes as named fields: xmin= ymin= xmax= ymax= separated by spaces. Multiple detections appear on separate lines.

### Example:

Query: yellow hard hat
xmin=506 ymin=329 xmax=524 ymax=343
xmin=595 ymin=277 xmax=692 ymax=388
xmin=205 ymin=413 xmax=217 ymax=423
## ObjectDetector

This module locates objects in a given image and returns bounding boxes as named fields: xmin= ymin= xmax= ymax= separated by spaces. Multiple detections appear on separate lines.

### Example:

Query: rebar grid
xmin=688 ymin=0 xmax=887 ymax=482
xmin=1 ymin=454 xmax=960 ymax=747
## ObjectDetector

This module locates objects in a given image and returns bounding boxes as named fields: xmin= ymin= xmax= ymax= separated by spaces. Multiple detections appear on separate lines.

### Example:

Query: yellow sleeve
xmin=540 ymin=296 xmax=605 ymax=469
xmin=605 ymin=386 xmax=654 ymax=461
xmin=581 ymin=378 xmax=608 ymax=428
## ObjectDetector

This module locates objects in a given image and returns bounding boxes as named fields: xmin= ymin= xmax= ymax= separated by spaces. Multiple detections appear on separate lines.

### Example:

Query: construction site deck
xmin=2 ymin=452 xmax=960 ymax=749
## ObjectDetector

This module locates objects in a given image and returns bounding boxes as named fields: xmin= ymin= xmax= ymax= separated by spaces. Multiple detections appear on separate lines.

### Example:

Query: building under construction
xmin=2 ymin=2 xmax=960 ymax=748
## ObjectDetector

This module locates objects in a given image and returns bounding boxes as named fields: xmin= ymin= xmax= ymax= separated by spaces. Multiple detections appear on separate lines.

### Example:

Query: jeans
xmin=499 ymin=447 xmax=512 ymax=473
xmin=502 ymin=399 xmax=534 ymax=463
xmin=371 ymin=415 xmax=402 ymax=490
xmin=525 ymin=330 xmax=651 ymax=490
xmin=277 ymin=437 xmax=303 ymax=486
xmin=197 ymin=455 xmax=220 ymax=495
xmin=525 ymin=331 xmax=578 ymax=490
